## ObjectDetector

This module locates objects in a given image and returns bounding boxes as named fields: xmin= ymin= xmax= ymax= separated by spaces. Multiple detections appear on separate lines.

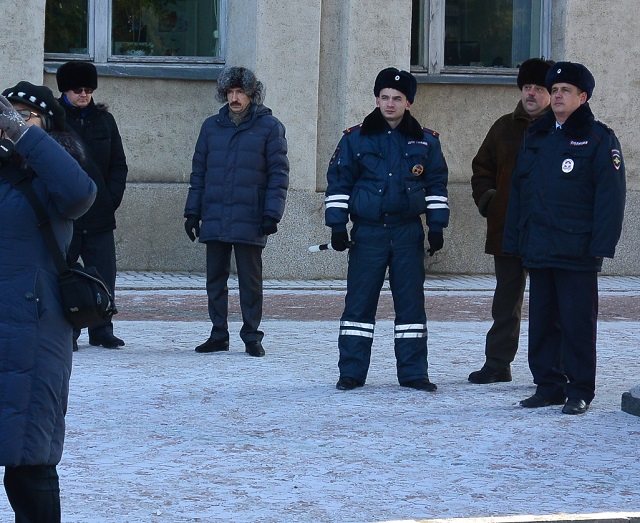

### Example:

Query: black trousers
xmin=67 ymin=230 xmax=118 ymax=338
xmin=4 ymin=465 xmax=60 ymax=523
xmin=484 ymin=256 xmax=528 ymax=369
xmin=528 ymin=268 xmax=598 ymax=403
xmin=206 ymin=241 xmax=264 ymax=344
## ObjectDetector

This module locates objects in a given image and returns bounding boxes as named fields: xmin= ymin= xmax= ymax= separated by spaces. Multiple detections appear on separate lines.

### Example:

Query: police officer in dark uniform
xmin=325 ymin=67 xmax=449 ymax=391
xmin=504 ymin=62 xmax=626 ymax=414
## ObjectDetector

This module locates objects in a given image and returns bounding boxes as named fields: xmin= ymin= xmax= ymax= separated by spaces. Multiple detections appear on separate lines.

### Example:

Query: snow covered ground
xmin=1 ymin=282 xmax=639 ymax=522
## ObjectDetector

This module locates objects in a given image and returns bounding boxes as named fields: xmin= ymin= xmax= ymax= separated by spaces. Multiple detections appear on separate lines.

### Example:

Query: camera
xmin=0 ymin=138 xmax=16 ymax=165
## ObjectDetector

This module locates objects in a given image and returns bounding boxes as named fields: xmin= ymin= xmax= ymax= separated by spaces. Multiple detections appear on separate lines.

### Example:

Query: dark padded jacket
xmin=325 ymin=108 xmax=449 ymax=233
xmin=503 ymin=103 xmax=626 ymax=272
xmin=184 ymin=103 xmax=289 ymax=247
xmin=59 ymin=97 xmax=128 ymax=234
xmin=0 ymin=127 xmax=96 ymax=466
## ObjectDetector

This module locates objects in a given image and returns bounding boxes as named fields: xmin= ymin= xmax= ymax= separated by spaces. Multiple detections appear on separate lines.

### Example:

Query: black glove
xmin=0 ymin=95 xmax=28 ymax=143
xmin=427 ymin=231 xmax=444 ymax=256
xmin=260 ymin=217 xmax=278 ymax=236
xmin=331 ymin=230 xmax=350 ymax=252
xmin=184 ymin=215 xmax=200 ymax=242
xmin=477 ymin=189 xmax=496 ymax=218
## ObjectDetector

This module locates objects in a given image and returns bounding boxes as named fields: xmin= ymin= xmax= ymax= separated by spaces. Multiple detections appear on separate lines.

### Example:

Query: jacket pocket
xmin=350 ymin=184 xmax=382 ymax=221
xmin=549 ymin=215 xmax=592 ymax=260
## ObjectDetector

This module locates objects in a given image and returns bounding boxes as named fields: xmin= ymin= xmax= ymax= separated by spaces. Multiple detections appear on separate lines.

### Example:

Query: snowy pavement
xmin=1 ymin=273 xmax=639 ymax=523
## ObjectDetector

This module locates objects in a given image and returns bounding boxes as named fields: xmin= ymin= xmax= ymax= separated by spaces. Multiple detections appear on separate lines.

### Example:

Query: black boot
xmin=245 ymin=341 xmax=265 ymax=357
xmin=89 ymin=332 xmax=125 ymax=349
xmin=195 ymin=338 xmax=229 ymax=353
xmin=468 ymin=364 xmax=512 ymax=384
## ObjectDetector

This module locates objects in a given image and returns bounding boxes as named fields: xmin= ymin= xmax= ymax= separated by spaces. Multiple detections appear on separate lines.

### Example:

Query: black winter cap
xmin=2 ymin=81 xmax=66 ymax=132
xmin=56 ymin=61 xmax=98 ymax=92
xmin=517 ymin=58 xmax=552 ymax=90
xmin=374 ymin=68 xmax=417 ymax=103
xmin=545 ymin=61 xmax=595 ymax=100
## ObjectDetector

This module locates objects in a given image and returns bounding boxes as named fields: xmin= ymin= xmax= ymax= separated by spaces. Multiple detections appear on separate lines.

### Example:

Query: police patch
xmin=329 ymin=146 xmax=340 ymax=165
xmin=612 ymin=149 xmax=622 ymax=170
xmin=562 ymin=159 xmax=574 ymax=173
xmin=412 ymin=164 xmax=424 ymax=176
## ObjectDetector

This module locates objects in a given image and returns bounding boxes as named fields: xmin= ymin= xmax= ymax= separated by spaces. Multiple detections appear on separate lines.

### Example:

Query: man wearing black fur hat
xmin=468 ymin=58 xmax=552 ymax=385
xmin=504 ymin=62 xmax=626 ymax=414
xmin=184 ymin=66 xmax=289 ymax=357
xmin=56 ymin=61 xmax=128 ymax=350
xmin=325 ymin=67 xmax=449 ymax=391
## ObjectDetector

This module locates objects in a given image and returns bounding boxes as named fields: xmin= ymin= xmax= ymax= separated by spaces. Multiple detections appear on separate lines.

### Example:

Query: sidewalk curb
xmin=388 ymin=513 xmax=640 ymax=523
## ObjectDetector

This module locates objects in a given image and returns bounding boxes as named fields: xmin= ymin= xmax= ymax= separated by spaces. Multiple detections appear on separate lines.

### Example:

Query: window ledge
xmin=413 ymin=72 xmax=518 ymax=86
xmin=44 ymin=61 xmax=224 ymax=81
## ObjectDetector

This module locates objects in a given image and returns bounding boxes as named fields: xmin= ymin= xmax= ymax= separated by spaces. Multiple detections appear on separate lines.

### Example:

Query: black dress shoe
xmin=520 ymin=392 xmax=566 ymax=408
xmin=195 ymin=338 xmax=229 ymax=353
xmin=336 ymin=377 xmax=364 ymax=390
xmin=89 ymin=333 xmax=125 ymax=349
xmin=245 ymin=341 xmax=265 ymax=357
xmin=468 ymin=364 xmax=512 ymax=384
xmin=400 ymin=378 xmax=438 ymax=391
xmin=562 ymin=398 xmax=589 ymax=415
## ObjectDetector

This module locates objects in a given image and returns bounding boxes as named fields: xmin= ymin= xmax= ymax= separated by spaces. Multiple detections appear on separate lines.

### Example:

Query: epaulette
xmin=343 ymin=123 xmax=362 ymax=135
xmin=422 ymin=127 xmax=440 ymax=139
xmin=594 ymin=120 xmax=614 ymax=134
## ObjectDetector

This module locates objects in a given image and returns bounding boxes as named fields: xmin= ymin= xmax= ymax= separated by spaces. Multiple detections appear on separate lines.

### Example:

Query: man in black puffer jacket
xmin=56 ymin=61 xmax=128 ymax=350
xmin=184 ymin=66 xmax=289 ymax=357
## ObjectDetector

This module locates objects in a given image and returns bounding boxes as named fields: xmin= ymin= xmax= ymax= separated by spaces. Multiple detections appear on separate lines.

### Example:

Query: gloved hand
xmin=0 ymin=95 xmax=28 ymax=143
xmin=427 ymin=231 xmax=444 ymax=256
xmin=477 ymin=188 xmax=496 ymax=218
xmin=331 ymin=230 xmax=350 ymax=252
xmin=184 ymin=215 xmax=200 ymax=242
xmin=260 ymin=216 xmax=278 ymax=236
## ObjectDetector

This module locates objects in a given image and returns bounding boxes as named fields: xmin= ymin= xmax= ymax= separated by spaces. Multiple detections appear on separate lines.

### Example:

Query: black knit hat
xmin=545 ymin=61 xmax=595 ymax=100
xmin=56 ymin=61 xmax=98 ymax=92
xmin=374 ymin=68 xmax=417 ymax=103
xmin=2 ymin=81 xmax=66 ymax=132
xmin=517 ymin=58 xmax=552 ymax=90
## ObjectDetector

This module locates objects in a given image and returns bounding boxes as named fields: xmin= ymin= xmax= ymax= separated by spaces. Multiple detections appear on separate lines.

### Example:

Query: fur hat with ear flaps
xmin=215 ymin=66 xmax=265 ymax=105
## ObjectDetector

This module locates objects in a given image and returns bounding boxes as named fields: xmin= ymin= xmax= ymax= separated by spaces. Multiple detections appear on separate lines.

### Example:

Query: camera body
xmin=0 ymin=138 xmax=16 ymax=165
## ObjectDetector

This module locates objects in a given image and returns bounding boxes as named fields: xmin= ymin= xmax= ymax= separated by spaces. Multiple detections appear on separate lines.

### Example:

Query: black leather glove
xmin=184 ymin=215 xmax=200 ymax=242
xmin=427 ymin=231 xmax=444 ymax=256
xmin=0 ymin=95 xmax=28 ymax=143
xmin=331 ymin=230 xmax=350 ymax=252
xmin=260 ymin=217 xmax=278 ymax=236
xmin=477 ymin=188 xmax=496 ymax=218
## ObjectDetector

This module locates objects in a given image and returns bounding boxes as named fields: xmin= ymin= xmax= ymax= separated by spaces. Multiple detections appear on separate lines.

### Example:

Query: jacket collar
xmin=512 ymin=99 xmax=551 ymax=122
xmin=360 ymin=108 xmax=424 ymax=140
xmin=531 ymin=102 xmax=594 ymax=137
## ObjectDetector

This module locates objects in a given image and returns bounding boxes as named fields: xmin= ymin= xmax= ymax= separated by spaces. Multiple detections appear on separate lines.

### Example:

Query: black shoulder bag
xmin=0 ymin=162 xmax=117 ymax=329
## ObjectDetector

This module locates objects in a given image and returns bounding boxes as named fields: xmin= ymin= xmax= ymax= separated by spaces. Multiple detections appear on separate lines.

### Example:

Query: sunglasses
xmin=72 ymin=87 xmax=94 ymax=95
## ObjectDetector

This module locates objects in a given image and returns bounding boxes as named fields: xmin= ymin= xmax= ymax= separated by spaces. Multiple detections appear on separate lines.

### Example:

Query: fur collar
xmin=360 ymin=108 xmax=425 ymax=140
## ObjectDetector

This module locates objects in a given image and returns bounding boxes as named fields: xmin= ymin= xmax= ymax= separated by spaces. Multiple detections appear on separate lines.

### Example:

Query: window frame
xmin=44 ymin=0 xmax=227 ymax=80
xmin=412 ymin=0 xmax=552 ymax=83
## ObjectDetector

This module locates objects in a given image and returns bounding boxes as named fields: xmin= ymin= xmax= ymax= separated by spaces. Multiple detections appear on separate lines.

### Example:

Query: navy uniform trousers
xmin=205 ymin=241 xmax=264 ymax=345
xmin=338 ymin=218 xmax=429 ymax=384
xmin=528 ymin=267 xmax=598 ymax=403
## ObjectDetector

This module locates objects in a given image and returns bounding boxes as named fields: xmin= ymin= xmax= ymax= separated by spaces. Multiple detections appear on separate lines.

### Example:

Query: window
xmin=45 ymin=0 xmax=225 ymax=64
xmin=412 ymin=0 xmax=551 ymax=75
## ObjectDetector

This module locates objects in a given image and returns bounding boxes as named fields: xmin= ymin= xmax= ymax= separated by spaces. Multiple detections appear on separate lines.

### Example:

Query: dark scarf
xmin=360 ymin=107 xmax=425 ymax=140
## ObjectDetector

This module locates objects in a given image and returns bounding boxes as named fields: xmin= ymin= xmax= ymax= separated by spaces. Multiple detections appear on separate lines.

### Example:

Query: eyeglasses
xmin=72 ymin=87 xmax=94 ymax=95
xmin=16 ymin=109 xmax=42 ymax=122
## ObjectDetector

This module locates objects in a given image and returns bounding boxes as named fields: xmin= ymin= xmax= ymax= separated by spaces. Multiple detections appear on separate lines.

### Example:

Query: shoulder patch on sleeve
xmin=611 ymin=149 xmax=622 ymax=170
xmin=329 ymin=146 xmax=341 ymax=165
xmin=422 ymin=127 xmax=440 ymax=139
xmin=343 ymin=123 xmax=362 ymax=135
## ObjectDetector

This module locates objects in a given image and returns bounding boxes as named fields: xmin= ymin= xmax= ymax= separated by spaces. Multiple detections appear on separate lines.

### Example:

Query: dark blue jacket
xmin=184 ymin=103 xmax=289 ymax=247
xmin=325 ymin=108 xmax=449 ymax=232
xmin=0 ymin=127 xmax=96 ymax=466
xmin=503 ymin=103 xmax=626 ymax=271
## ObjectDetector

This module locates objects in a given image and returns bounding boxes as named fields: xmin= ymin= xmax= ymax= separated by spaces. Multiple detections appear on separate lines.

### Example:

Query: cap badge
xmin=557 ymin=68 xmax=562 ymax=73
xmin=395 ymin=75 xmax=400 ymax=81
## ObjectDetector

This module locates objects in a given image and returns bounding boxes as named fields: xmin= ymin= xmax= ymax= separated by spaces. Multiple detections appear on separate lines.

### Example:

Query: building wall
xmin=11 ymin=0 xmax=640 ymax=276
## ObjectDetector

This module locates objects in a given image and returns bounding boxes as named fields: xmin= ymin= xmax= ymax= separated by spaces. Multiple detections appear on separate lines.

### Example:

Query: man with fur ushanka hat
xmin=468 ymin=58 xmax=552 ymax=385
xmin=56 ymin=61 xmax=128 ymax=351
xmin=184 ymin=66 xmax=289 ymax=357
xmin=504 ymin=61 xmax=626 ymax=414
xmin=324 ymin=67 xmax=449 ymax=392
